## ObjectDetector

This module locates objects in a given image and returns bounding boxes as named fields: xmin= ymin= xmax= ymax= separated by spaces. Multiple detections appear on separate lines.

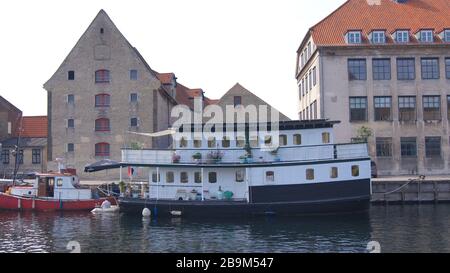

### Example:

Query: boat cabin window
xmin=180 ymin=172 xmax=189 ymax=183
xmin=152 ymin=172 xmax=160 ymax=183
xmin=279 ymin=135 xmax=287 ymax=146
xmin=306 ymin=169 xmax=315 ymax=180
xmin=250 ymin=136 xmax=259 ymax=148
xmin=208 ymin=172 xmax=217 ymax=183
xmin=57 ymin=178 xmax=63 ymax=187
xmin=264 ymin=136 xmax=272 ymax=146
xmin=194 ymin=172 xmax=202 ymax=183
xmin=179 ymin=137 xmax=188 ymax=148
xmin=352 ymin=165 xmax=360 ymax=177
xmin=330 ymin=167 xmax=338 ymax=178
xmin=294 ymin=134 xmax=302 ymax=145
xmin=208 ymin=137 xmax=217 ymax=148
xmin=235 ymin=170 xmax=244 ymax=182
xmin=322 ymin=132 xmax=331 ymax=144
xmin=193 ymin=139 xmax=202 ymax=148
xmin=222 ymin=137 xmax=230 ymax=148
xmin=266 ymin=171 xmax=275 ymax=182
xmin=236 ymin=136 xmax=245 ymax=148
xmin=166 ymin=172 xmax=174 ymax=183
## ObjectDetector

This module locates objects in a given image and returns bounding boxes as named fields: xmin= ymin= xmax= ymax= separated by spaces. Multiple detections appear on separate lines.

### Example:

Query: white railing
xmin=122 ymin=143 xmax=369 ymax=165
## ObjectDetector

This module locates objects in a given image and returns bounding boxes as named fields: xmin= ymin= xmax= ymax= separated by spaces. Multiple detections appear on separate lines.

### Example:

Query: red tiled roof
xmin=204 ymin=98 xmax=219 ymax=105
xmin=175 ymin=83 xmax=195 ymax=109
xmin=18 ymin=116 xmax=48 ymax=138
xmin=309 ymin=0 xmax=450 ymax=47
xmin=155 ymin=73 xmax=175 ymax=85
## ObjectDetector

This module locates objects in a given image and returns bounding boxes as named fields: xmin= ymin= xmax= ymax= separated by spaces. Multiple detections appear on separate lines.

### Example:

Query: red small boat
xmin=0 ymin=172 xmax=116 ymax=211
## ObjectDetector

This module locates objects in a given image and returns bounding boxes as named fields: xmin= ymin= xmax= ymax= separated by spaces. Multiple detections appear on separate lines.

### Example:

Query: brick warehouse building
xmin=296 ymin=0 xmax=450 ymax=176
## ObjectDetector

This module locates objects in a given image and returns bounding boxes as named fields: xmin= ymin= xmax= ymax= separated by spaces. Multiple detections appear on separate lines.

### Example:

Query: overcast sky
xmin=0 ymin=0 xmax=345 ymax=119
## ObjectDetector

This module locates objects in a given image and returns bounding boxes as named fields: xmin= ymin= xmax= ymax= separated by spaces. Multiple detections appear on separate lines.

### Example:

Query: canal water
xmin=1 ymin=204 xmax=450 ymax=253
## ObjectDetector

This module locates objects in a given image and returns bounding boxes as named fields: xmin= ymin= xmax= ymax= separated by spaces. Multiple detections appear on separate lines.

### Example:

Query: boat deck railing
xmin=122 ymin=143 xmax=369 ymax=165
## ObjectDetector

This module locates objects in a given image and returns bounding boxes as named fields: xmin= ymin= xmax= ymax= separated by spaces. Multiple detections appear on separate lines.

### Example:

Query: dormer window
xmin=347 ymin=31 xmax=362 ymax=44
xmin=444 ymin=30 xmax=450 ymax=42
xmin=419 ymin=30 xmax=434 ymax=43
xmin=371 ymin=31 xmax=386 ymax=44
xmin=395 ymin=30 xmax=409 ymax=43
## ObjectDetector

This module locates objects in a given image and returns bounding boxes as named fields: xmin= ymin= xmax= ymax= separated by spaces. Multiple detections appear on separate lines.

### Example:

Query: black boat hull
xmin=119 ymin=179 xmax=371 ymax=217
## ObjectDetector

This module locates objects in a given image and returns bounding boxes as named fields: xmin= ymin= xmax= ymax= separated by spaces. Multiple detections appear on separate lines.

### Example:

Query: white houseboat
xmin=85 ymin=120 xmax=371 ymax=217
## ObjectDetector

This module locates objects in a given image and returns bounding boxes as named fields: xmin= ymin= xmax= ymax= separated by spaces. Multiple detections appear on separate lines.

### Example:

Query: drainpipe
xmin=319 ymin=49 xmax=325 ymax=119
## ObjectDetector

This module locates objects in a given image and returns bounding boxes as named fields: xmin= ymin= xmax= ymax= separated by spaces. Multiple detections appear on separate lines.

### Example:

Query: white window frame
xmin=347 ymin=31 xmax=362 ymax=44
xmin=396 ymin=30 xmax=409 ymax=43
xmin=420 ymin=30 xmax=434 ymax=43
xmin=371 ymin=31 xmax=386 ymax=44
xmin=444 ymin=30 xmax=450 ymax=43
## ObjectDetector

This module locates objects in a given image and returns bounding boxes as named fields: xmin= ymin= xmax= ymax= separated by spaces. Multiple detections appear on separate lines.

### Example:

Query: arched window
xmin=95 ymin=142 xmax=110 ymax=157
xmin=95 ymin=69 xmax=110 ymax=83
xmin=95 ymin=118 xmax=110 ymax=132
xmin=95 ymin=94 xmax=110 ymax=107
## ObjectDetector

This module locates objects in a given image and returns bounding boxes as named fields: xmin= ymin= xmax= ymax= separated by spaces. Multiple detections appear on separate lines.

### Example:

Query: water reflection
xmin=1 ymin=205 xmax=450 ymax=253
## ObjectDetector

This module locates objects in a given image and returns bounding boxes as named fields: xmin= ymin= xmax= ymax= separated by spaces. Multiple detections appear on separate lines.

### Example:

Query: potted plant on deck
xmin=118 ymin=181 xmax=126 ymax=197
xmin=192 ymin=152 xmax=202 ymax=163
xmin=172 ymin=152 xmax=181 ymax=163
xmin=207 ymin=150 xmax=223 ymax=164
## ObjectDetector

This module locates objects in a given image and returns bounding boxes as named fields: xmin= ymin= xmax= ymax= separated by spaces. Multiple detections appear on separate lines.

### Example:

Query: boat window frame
xmin=306 ymin=168 xmax=315 ymax=180
xmin=330 ymin=167 xmax=338 ymax=179
xmin=235 ymin=169 xmax=245 ymax=182
xmin=180 ymin=172 xmax=189 ymax=183
xmin=352 ymin=165 xmax=360 ymax=177
xmin=265 ymin=171 xmax=275 ymax=182
xmin=208 ymin=172 xmax=217 ymax=183
xmin=56 ymin=178 xmax=63 ymax=187
xmin=166 ymin=171 xmax=174 ymax=183
xmin=293 ymin=134 xmax=302 ymax=145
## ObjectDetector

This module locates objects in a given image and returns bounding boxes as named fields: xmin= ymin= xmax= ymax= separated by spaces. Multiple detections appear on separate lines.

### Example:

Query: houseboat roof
xmin=177 ymin=120 xmax=340 ymax=132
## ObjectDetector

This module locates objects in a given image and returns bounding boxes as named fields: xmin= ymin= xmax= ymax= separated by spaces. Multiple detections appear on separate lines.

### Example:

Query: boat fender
xmin=142 ymin=208 xmax=151 ymax=218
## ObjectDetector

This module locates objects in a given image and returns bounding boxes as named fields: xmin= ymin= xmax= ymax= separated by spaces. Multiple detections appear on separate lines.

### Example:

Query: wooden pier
xmin=371 ymin=176 xmax=450 ymax=204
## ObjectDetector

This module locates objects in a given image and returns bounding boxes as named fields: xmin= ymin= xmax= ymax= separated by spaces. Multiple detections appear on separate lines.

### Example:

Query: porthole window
xmin=208 ymin=172 xmax=217 ymax=183
xmin=306 ymin=169 xmax=315 ymax=180
xmin=352 ymin=165 xmax=360 ymax=177
xmin=330 ymin=167 xmax=338 ymax=179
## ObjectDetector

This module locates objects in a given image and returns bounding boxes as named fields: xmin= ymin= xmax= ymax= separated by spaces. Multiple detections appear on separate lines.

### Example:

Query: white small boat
xmin=91 ymin=202 xmax=120 ymax=214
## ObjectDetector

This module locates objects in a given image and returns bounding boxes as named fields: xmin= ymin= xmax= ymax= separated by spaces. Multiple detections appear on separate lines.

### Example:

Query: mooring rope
xmin=384 ymin=175 xmax=426 ymax=195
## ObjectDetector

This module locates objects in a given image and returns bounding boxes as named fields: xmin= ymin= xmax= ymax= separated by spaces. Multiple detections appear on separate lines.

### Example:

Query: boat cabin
xmin=10 ymin=173 xmax=92 ymax=200
xmin=113 ymin=120 xmax=370 ymax=203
